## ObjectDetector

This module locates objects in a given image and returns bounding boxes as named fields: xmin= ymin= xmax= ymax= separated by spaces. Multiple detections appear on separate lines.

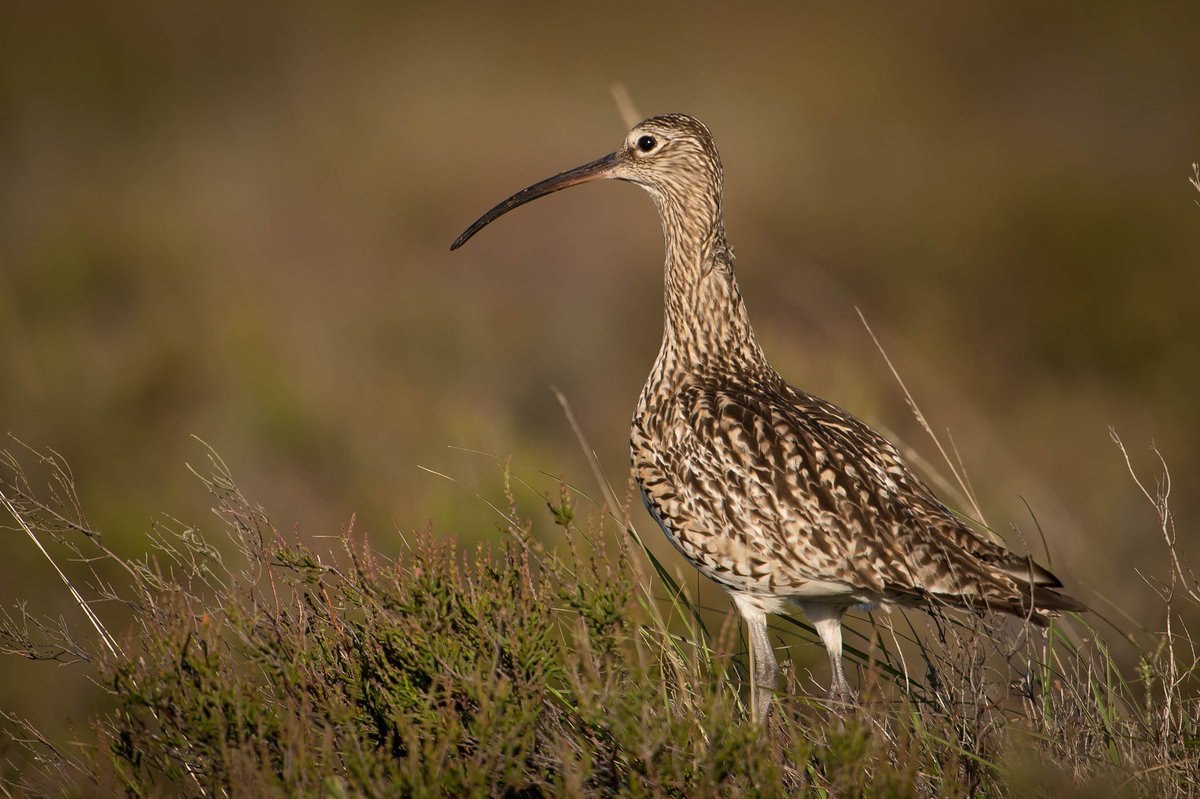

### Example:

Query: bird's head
xmin=451 ymin=114 xmax=723 ymax=251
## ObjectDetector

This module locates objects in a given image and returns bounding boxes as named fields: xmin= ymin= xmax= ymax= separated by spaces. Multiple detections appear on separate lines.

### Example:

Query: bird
xmin=450 ymin=113 xmax=1085 ymax=722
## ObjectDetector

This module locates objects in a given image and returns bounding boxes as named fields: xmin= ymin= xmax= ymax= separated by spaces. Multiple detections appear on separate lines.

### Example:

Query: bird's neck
xmin=657 ymin=205 xmax=767 ymax=376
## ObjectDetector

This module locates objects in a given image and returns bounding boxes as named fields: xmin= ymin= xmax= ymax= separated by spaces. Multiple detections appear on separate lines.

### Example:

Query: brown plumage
xmin=451 ymin=113 xmax=1085 ymax=720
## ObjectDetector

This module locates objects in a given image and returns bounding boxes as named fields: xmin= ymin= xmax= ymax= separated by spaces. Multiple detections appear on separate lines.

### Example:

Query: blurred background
xmin=2 ymin=1 xmax=1198 ymax=749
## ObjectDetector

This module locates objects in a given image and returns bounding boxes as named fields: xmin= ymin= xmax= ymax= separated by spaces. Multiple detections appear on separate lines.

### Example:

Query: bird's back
xmin=631 ymin=361 xmax=1084 ymax=621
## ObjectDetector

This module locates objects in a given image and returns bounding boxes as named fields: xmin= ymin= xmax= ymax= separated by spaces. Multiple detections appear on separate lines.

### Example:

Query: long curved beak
xmin=450 ymin=151 xmax=621 ymax=250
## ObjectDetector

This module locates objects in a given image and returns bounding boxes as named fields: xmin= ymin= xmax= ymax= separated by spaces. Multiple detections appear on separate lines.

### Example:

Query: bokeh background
xmin=2 ymin=1 xmax=1198 ymax=750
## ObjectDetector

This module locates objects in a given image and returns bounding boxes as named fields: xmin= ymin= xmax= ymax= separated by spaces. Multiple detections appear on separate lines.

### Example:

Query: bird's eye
xmin=636 ymin=135 xmax=657 ymax=153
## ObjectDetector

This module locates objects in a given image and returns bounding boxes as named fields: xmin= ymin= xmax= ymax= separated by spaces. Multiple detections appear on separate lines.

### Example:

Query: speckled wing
xmin=637 ymin=377 xmax=1083 ymax=619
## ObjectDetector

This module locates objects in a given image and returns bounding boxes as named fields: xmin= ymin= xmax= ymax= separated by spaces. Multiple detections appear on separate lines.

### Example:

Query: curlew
xmin=451 ymin=114 xmax=1084 ymax=721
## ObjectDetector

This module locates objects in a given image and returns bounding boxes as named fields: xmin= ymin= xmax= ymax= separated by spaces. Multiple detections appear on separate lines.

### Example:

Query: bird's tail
xmin=1025 ymin=585 xmax=1088 ymax=625
xmin=996 ymin=556 xmax=1087 ymax=624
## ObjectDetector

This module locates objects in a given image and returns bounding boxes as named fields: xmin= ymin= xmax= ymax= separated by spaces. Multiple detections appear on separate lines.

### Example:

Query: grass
xmin=0 ymin=427 xmax=1197 ymax=798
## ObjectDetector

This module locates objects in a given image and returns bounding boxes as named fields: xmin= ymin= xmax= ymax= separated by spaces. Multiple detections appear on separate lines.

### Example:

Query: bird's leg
xmin=744 ymin=609 xmax=777 ymax=723
xmin=800 ymin=603 xmax=854 ymax=704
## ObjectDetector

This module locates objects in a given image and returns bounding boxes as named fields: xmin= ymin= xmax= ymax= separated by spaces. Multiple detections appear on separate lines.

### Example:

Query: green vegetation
xmin=2 ymin=439 xmax=1197 ymax=797
xmin=3 ymin=7 xmax=1200 ymax=784
xmin=2 ymin=8 xmax=1198 ymax=792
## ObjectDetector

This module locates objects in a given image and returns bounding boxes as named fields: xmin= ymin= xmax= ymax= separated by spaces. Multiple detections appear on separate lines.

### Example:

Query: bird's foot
xmin=826 ymin=664 xmax=857 ymax=709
